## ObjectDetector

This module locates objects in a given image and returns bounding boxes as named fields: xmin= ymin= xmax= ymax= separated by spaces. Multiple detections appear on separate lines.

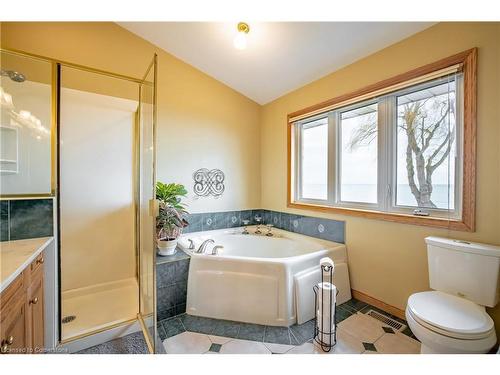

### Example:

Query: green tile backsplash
xmin=0 ymin=199 xmax=54 ymax=241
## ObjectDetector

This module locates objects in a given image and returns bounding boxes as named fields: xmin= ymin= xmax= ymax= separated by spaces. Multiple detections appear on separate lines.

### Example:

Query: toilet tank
xmin=425 ymin=237 xmax=500 ymax=307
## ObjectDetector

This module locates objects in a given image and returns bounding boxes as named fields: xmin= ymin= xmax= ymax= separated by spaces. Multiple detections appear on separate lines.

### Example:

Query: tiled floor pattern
xmin=159 ymin=299 xmax=420 ymax=354
xmin=76 ymin=331 xmax=149 ymax=354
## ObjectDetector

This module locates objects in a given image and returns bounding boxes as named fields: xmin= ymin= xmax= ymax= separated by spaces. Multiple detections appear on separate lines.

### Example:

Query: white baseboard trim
xmin=58 ymin=320 xmax=141 ymax=353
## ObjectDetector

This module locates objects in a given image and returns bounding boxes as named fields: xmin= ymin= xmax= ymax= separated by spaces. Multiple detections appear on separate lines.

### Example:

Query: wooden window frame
xmin=287 ymin=48 xmax=477 ymax=232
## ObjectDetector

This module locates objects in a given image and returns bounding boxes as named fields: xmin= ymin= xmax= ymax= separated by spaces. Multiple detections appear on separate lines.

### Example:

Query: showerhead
xmin=1 ymin=69 xmax=26 ymax=83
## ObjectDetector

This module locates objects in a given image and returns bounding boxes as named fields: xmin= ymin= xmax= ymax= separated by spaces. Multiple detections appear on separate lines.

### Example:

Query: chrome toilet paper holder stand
xmin=313 ymin=263 xmax=338 ymax=352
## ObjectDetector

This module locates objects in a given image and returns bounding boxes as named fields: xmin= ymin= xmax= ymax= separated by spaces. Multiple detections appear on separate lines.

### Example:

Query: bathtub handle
xmin=187 ymin=239 xmax=195 ymax=250
xmin=211 ymin=245 xmax=224 ymax=255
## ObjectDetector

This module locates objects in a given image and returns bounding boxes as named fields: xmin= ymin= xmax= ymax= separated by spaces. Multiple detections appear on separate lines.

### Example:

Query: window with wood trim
xmin=288 ymin=49 xmax=476 ymax=231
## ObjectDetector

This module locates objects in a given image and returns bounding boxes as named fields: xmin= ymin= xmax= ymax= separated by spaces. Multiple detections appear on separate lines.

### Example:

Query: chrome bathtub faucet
xmin=187 ymin=239 xmax=195 ymax=250
xmin=211 ymin=245 xmax=224 ymax=255
xmin=242 ymin=219 xmax=250 ymax=234
xmin=197 ymin=239 xmax=215 ymax=253
xmin=255 ymin=216 xmax=262 ymax=234
xmin=265 ymin=224 xmax=274 ymax=237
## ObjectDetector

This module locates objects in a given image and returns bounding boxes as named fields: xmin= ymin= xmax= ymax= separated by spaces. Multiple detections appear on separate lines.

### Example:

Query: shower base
xmin=61 ymin=277 xmax=138 ymax=341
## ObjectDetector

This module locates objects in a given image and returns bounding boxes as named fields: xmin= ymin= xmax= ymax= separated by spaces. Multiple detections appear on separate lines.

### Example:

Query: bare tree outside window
xmin=349 ymin=81 xmax=456 ymax=209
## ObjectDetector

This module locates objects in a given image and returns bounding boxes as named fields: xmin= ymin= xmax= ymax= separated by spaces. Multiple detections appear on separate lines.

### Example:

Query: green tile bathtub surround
xmin=183 ymin=209 xmax=345 ymax=243
xmin=157 ymin=283 xmax=188 ymax=320
xmin=157 ymin=286 xmax=176 ymax=309
xmin=2 ymin=199 xmax=53 ymax=241
xmin=158 ymin=209 xmax=346 ymax=341
xmin=213 ymin=211 xmax=241 ymax=230
xmin=184 ymin=213 xmax=202 ymax=232
xmin=270 ymin=211 xmax=282 ymax=228
xmin=156 ymin=250 xmax=190 ymax=320
xmin=156 ymin=249 xmax=190 ymax=265
xmin=239 ymin=209 xmax=255 ymax=224
xmin=157 ymin=262 xmax=177 ymax=286
xmin=201 ymin=213 xmax=216 ymax=231
xmin=157 ymin=257 xmax=190 ymax=286
xmin=175 ymin=303 xmax=187 ymax=316
xmin=174 ymin=282 xmax=187 ymax=305
xmin=158 ymin=307 xmax=176 ymax=322
xmin=262 ymin=210 xmax=273 ymax=226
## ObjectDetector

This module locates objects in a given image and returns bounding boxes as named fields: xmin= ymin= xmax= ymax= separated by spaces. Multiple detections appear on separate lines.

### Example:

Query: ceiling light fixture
xmin=233 ymin=22 xmax=250 ymax=50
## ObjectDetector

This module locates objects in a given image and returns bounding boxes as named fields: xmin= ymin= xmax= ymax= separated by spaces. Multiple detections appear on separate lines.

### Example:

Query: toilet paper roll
xmin=316 ymin=310 xmax=335 ymax=330
xmin=317 ymin=282 xmax=336 ymax=310
xmin=316 ymin=282 xmax=336 ymax=345
xmin=316 ymin=310 xmax=336 ymax=344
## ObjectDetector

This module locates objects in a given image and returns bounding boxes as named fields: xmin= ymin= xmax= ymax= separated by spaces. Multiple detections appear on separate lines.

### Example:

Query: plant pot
xmin=157 ymin=238 xmax=178 ymax=256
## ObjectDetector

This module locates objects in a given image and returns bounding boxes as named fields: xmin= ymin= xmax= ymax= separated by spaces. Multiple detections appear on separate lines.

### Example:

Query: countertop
xmin=156 ymin=247 xmax=190 ymax=265
xmin=0 ymin=237 xmax=54 ymax=293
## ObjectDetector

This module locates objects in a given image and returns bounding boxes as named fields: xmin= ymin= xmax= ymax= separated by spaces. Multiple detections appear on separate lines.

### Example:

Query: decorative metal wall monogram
xmin=193 ymin=168 xmax=225 ymax=198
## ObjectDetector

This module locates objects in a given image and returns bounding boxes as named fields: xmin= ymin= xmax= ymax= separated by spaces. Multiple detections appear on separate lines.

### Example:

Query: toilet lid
xmin=407 ymin=291 xmax=494 ymax=338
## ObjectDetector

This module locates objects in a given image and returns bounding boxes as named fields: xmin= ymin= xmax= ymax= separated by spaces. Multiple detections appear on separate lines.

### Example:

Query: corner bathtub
xmin=178 ymin=226 xmax=351 ymax=327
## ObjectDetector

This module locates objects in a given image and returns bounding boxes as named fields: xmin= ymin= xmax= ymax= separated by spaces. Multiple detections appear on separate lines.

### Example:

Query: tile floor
xmin=76 ymin=331 xmax=148 ymax=354
xmin=159 ymin=299 xmax=421 ymax=354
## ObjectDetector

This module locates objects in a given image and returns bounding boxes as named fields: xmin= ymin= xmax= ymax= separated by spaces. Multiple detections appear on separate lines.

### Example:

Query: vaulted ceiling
xmin=118 ymin=22 xmax=434 ymax=104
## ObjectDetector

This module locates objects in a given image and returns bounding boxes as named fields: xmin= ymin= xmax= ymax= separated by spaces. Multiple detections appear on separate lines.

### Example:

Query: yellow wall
xmin=0 ymin=22 xmax=262 ymax=213
xmin=260 ymin=22 xmax=500 ymax=333
xmin=2 ymin=22 xmax=500 ymax=334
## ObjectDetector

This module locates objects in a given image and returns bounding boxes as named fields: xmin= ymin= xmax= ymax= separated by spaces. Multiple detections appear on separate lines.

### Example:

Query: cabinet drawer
xmin=0 ymin=272 xmax=25 ymax=307
xmin=27 ymin=251 xmax=45 ymax=284
xmin=30 ymin=251 xmax=45 ymax=277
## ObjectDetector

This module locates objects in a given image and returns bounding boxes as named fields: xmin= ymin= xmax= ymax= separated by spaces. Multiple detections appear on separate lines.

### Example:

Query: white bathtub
xmin=178 ymin=226 xmax=351 ymax=327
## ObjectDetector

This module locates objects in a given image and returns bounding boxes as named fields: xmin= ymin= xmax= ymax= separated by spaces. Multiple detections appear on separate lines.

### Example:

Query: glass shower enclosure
xmin=137 ymin=56 xmax=158 ymax=352
xmin=0 ymin=48 xmax=158 ymax=352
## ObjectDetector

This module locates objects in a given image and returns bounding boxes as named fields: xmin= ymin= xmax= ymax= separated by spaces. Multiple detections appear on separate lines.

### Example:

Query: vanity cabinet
xmin=27 ymin=272 xmax=44 ymax=351
xmin=0 ymin=251 xmax=45 ymax=354
xmin=0 ymin=282 xmax=28 ymax=354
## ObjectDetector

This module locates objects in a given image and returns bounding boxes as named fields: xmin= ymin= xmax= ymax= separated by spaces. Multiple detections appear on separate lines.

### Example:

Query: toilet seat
xmin=407 ymin=291 xmax=494 ymax=340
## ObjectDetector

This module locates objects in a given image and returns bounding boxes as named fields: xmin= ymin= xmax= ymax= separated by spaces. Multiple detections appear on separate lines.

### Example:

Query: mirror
xmin=0 ymin=50 xmax=54 ymax=197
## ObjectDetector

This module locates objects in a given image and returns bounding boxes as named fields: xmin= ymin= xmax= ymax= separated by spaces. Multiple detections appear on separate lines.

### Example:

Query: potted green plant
xmin=156 ymin=182 xmax=189 ymax=256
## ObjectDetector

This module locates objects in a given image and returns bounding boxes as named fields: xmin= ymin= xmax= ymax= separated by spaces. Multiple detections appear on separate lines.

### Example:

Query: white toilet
xmin=406 ymin=236 xmax=500 ymax=354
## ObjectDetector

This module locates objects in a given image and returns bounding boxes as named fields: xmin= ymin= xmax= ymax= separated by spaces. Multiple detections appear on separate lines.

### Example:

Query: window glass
xmin=395 ymin=80 xmax=456 ymax=210
xmin=300 ymin=118 xmax=328 ymax=200
xmin=339 ymin=103 xmax=378 ymax=204
xmin=292 ymin=72 xmax=464 ymax=222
